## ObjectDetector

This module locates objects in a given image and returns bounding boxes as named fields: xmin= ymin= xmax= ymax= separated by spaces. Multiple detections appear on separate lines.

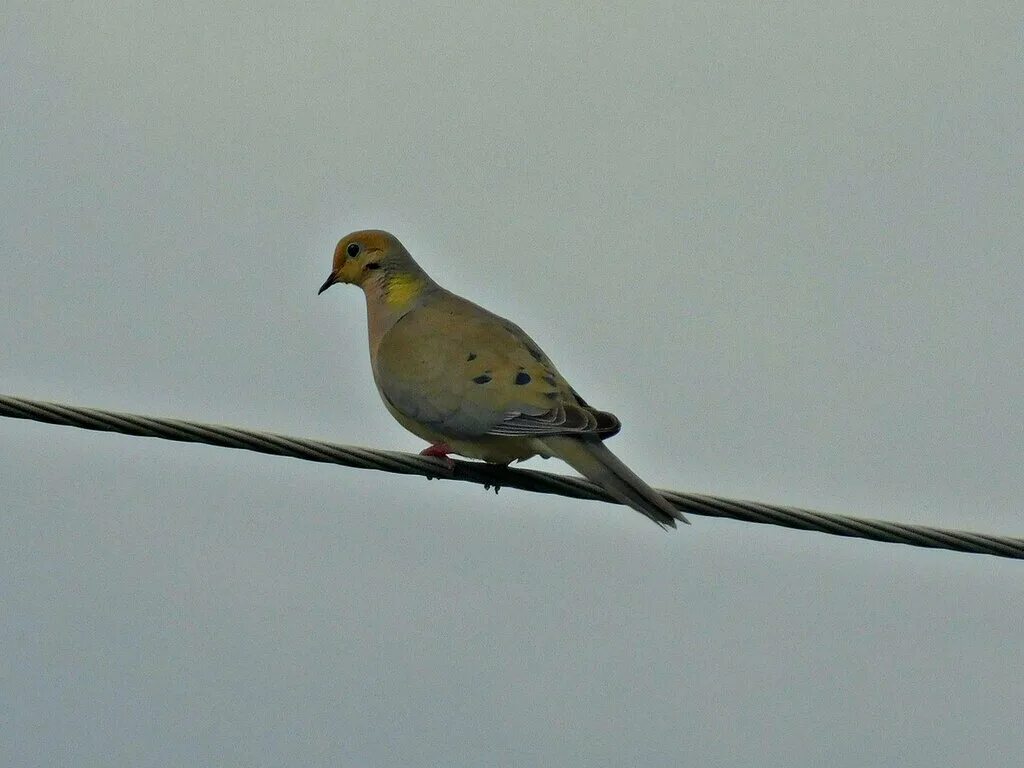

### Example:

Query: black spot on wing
xmin=472 ymin=374 xmax=492 ymax=384
xmin=466 ymin=352 xmax=477 ymax=361
xmin=514 ymin=371 xmax=531 ymax=385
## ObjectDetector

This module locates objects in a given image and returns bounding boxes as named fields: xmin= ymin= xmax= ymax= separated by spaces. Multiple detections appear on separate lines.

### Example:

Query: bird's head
xmin=318 ymin=229 xmax=410 ymax=293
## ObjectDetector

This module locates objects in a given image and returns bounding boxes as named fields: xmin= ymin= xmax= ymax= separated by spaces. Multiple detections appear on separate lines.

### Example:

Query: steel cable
xmin=2 ymin=394 xmax=1020 ymax=560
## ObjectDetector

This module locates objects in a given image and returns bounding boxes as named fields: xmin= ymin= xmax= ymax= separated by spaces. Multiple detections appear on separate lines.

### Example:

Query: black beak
xmin=318 ymin=272 xmax=338 ymax=295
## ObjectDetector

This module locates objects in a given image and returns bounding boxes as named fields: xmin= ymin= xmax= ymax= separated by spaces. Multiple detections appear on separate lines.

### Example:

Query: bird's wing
xmin=373 ymin=291 xmax=619 ymax=440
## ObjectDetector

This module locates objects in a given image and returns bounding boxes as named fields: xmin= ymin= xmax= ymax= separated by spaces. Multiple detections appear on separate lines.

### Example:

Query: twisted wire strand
xmin=2 ymin=394 xmax=1020 ymax=560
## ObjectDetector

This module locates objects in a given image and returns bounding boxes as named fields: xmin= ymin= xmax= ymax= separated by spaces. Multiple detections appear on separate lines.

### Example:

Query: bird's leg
xmin=419 ymin=442 xmax=455 ymax=472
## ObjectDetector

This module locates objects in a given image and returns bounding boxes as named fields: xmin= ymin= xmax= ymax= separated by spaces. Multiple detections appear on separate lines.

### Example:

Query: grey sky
xmin=2 ymin=2 xmax=1022 ymax=766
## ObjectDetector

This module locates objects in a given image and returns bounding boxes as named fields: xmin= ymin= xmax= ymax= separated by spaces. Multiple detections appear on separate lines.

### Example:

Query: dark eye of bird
xmin=346 ymin=242 xmax=360 ymax=257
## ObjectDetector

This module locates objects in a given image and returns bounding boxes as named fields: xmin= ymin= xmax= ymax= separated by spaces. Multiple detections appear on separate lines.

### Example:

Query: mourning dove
xmin=318 ymin=230 xmax=688 ymax=529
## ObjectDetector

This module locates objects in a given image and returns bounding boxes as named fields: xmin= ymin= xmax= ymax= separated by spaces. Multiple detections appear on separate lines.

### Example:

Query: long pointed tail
xmin=539 ymin=436 xmax=689 ymax=529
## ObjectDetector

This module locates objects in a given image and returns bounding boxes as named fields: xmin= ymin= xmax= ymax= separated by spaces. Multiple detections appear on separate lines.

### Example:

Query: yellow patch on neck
xmin=384 ymin=272 xmax=425 ymax=307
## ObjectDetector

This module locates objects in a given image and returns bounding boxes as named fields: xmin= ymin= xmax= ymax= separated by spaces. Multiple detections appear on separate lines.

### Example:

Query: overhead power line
xmin=1 ymin=394 xmax=1021 ymax=560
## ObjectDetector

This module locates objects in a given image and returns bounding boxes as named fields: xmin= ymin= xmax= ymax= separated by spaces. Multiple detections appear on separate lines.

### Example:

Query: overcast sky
xmin=2 ymin=2 xmax=1022 ymax=766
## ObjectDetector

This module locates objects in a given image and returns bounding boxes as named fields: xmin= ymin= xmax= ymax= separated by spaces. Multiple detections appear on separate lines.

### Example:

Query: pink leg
xmin=419 ymin=442 xmax=455 ymax=471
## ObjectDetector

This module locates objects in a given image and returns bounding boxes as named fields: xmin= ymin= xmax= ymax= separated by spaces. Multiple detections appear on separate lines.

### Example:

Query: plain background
xmin=2 ymin=2 xmax=1022 ymax=766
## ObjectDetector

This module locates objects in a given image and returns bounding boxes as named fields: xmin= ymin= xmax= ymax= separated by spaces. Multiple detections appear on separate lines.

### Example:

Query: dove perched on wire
xmin=318 ymin=230 xmax=688 ymax=529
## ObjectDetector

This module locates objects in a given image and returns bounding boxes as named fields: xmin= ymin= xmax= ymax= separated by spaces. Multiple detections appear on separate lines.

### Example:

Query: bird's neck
xmin=362 ymin=266 xmax=439 ymax=350
xmin=381 ymin=271 xmax=428 ymax=308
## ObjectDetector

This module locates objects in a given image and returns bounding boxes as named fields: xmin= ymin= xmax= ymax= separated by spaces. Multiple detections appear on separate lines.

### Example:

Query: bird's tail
xmin=539 ymin=436 xmax=689 ymax=529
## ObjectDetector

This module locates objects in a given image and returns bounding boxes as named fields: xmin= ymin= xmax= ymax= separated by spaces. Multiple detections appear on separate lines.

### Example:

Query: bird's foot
xmin=420 ymin=443 xmax=455 ymax=474
xmin=483 ymin=461 xmax=511 ymax=494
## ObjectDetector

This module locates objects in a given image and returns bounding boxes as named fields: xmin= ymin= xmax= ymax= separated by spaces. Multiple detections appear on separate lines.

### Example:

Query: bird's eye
xmin=346 ymin=243 xmax=360 ymax=258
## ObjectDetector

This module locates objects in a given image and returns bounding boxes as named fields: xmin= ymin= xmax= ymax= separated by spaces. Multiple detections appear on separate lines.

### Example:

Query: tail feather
xmin=540 ymin=436 xmax=689 ymax=529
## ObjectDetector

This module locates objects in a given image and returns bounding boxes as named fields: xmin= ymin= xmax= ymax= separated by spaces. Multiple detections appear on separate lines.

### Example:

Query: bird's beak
xmin=318 ymin=271 xmax=338 ymax=295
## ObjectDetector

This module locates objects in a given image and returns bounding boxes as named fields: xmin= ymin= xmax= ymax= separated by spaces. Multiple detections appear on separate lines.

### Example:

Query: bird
xmin=318 ymin=230 xmax=688 ymax=529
